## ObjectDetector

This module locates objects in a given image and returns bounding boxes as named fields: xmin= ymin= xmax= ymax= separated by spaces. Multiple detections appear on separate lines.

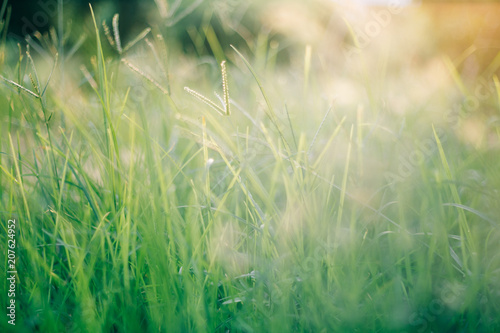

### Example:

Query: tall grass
xmin=1 ymin=3 xmax=500 ymax=332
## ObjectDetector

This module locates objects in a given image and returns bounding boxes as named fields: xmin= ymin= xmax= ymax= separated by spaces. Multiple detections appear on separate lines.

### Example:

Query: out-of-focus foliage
xmin=6 ymin=0 xmax=263 ymax=57
xmin=1 ymin=1 xmax=500 ymax=331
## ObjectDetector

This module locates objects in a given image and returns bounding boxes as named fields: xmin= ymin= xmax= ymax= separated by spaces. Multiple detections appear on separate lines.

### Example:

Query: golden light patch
xmin=457 ymin=117 xmax=487 ymax=149
xmin=260 ymin=2 xmax=325 ymax=44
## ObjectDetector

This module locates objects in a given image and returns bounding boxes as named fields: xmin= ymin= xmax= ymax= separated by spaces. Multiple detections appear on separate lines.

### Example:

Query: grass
xmin=1 ymin=1 xmax=500 ymax=332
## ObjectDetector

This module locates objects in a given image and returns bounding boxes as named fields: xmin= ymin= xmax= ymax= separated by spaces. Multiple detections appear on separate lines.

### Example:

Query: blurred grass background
xmin=1 ymin=0 xmax=500 ymax=332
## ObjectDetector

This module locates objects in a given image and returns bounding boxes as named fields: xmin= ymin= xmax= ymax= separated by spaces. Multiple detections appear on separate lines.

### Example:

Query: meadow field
xmin=1 ymin=0 xmax=500 ymax=332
